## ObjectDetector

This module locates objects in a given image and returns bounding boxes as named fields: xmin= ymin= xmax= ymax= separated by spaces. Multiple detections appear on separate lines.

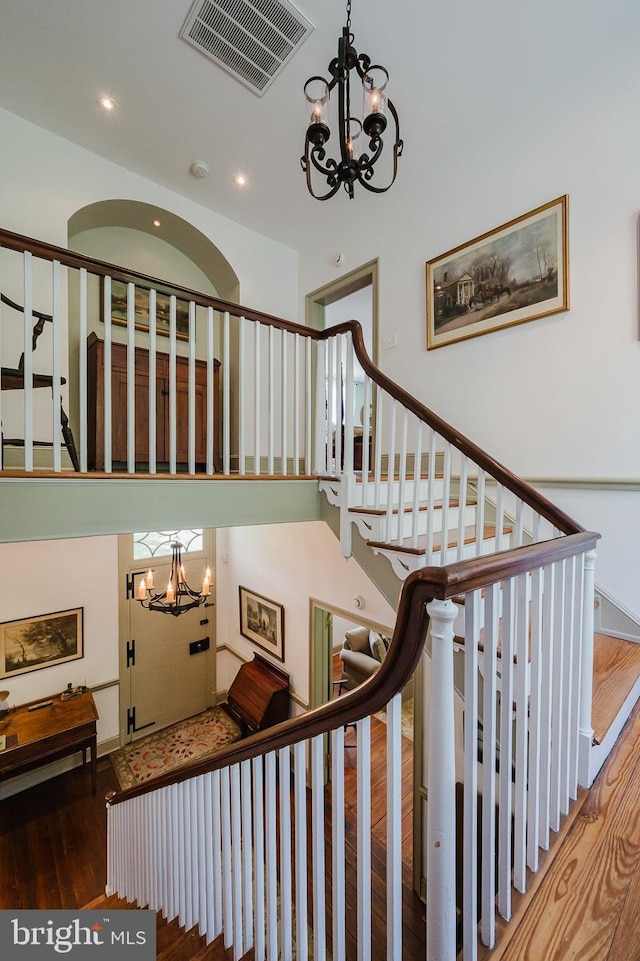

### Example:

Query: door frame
xmin=117 ymin=528 xmax=217 ymax=745
xmin=308 ymin=596 xmax=393 ymax=709
xmin=305 ymin=259 xmax=379 ymax=365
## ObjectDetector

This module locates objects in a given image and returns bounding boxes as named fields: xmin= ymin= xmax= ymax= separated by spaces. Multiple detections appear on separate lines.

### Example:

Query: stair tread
xmin=592 ymin=632 xmax=640 ymax=744
xmin=350 ymin=497 xmax=477 ymax=517
xmin=367 ymin=522 xmax=512 ymax=555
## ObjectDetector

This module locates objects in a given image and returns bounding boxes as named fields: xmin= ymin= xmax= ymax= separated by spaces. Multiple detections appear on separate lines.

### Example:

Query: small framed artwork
xmin=426 ymin=195 xmax=569 ymax=350
xmin=0 ymin=608 xmax=84 ymax=679
xmin=101 ymin=277 xmax=190 ymax=340
xmin=239 ymin=587 xmax=284 ymax=661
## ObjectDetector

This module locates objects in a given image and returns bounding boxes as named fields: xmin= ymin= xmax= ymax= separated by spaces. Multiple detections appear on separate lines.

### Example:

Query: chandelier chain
xmin=346 ymin=0 xmax=351 ymax=31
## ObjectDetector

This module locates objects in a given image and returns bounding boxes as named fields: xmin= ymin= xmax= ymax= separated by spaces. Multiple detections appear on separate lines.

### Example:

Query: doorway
xmin=308 ymin=597 xmax=393 ymax=709
xmin=117 ymin=528 xmax=216 ymax=743
xmin=306 ymin=262 xmax=378 ymax=473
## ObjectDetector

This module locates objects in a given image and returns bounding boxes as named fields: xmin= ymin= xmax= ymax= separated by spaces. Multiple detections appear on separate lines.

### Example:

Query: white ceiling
xmin=0 ymin=0 xmax=637 ymax=250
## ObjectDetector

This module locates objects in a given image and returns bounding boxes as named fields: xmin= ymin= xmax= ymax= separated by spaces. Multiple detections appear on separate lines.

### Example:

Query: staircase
xmin=2 ymin=226 xmax=639 ymax=961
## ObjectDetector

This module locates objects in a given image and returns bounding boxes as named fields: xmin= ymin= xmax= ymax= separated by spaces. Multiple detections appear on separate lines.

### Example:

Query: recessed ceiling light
xmin=235 ymin=174 xmax=247 ymax=187
xmin=153 ymin=219 xmax=161 ymax=227
xmin=98 ymin=95 xmax=117 ymax=112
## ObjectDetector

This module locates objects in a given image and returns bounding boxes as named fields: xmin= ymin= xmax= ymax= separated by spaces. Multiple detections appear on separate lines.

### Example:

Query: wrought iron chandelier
xmin=300 ymin=0 xmax=403 ymax=200
xmin=136 ymin=541 xmax=210 ymax=616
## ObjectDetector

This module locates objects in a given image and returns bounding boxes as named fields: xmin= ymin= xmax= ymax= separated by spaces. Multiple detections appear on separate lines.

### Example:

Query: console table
xmin=0 ymin=691 xmax=98 ymax=795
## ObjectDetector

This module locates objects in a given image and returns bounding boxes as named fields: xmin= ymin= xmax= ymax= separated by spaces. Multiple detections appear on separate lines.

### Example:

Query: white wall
xmin=0 ymin=535 xmax=119 ymax=744
xmin=294 ymin=29 xmax=640 ymax=615
xmin=215 ymin=521 xmax=397 ymax=710
xmin=0 ymin=107 xmax=298 ymax=322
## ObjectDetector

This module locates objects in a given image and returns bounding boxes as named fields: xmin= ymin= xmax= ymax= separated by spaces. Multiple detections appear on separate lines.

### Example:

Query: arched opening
xmin=68 ymin=200 xmax=239 ymax=303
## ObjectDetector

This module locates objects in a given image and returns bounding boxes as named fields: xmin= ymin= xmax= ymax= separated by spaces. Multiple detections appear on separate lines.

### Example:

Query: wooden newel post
xmin=578 ymin=548 xmax=598 ymax=788
xmin=426 ymin=597 xmax=459 ymax=961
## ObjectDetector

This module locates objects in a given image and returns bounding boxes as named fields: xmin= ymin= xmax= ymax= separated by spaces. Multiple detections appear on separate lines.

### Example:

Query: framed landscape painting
xmin=0 ymin=608 xmax=84 ymax=678
xmin=101 ymin=278 xmax=190 ymax=340
xmin=426 ymin=196 xmax=569 ymax=349
xmin=239 ymin=587 xmax=284 ymax=661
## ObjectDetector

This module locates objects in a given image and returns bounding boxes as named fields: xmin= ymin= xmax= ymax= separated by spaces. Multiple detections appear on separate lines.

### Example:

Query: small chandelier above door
xmin=136 ymin=541 xmax=211 ymax=616
xmin=300 ymin=0 xmax=403 ymax=200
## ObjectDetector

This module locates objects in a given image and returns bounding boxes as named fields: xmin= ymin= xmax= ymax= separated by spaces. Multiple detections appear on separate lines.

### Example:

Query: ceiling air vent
xmin=180 ymin=0 xmax=314 ymax=96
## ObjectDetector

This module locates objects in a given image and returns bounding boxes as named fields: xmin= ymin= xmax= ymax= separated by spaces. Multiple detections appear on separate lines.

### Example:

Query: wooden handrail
xmin=107 ymin=528 xmax=599 ymax=806
xmin=1 ymin=227 xmax=584 ymax=536
xmin=325 ymin=319 xmax=585 ymax=537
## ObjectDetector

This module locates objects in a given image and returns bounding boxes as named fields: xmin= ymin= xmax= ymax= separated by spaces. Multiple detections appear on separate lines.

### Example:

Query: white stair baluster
xmin=148 ymin=290 xmax=157 ymax=474
xmin=463 ymin=592 xmax=480 ymax=961
xmin=231 ymin=763 xmax=244 ymax=959
xmin=252 ymin=756 xmax=266 ymax=961
xmin=22 ymin=252 xmax=33 ymax=470
xmin=207 ymin=306 xmax=215 ymax=475
xmin=293 ymin=332 xmax=300 ymax=475
xmin=386 ymin=694 xmax=403 ymax=961
xmin=279 ymin=746 xmax=293 ymax=961
xmin=311 ymin=733 xmax=326 ymax=961
xmin=220 ymin=767 xmax=233 ymax=948
xmin=265 ymin=751 xmax=278 ymax=961
xmin=332 ymin=725 xmax=346 ymax=961
xmin=527 ymin=564 xmax=544 ymax=873
xmin=481 ymin=583 xmax=500 ymax=948
xmin=241 ymin=759 xmax=254 ymax=952
xmin=578 ymin=549 xmax=598 ymax=788
xmin=281 ymin=330 xmax=288 ymax=475
xmin=498 ymin=579 xmax=515 ymax=920
xmin=513 ymin=572 xmax=530 ymax=894
xmin=294 ymin=740 xmax=309 ymax=961
xmin=188 ymin=301 xmax=196 ymax=475
xmin=168 ymin=296 xmax=177 ymax=474
xmin=51 ymin=261 xmax=62 ymax=471
xmin=426 ymin=598 xmax=459 ymax=961
xmin=238 ymin=315 xmax=246 ymax=475
xmin=254 ymin=320 xmax=261 ymax=475
xmin=223 ymin=311 xmax=230 ymax=474
xmin=211 ymin=771 xmax=223 ymax=939
xmin=126 ymin=283 xmax=136 ymax=473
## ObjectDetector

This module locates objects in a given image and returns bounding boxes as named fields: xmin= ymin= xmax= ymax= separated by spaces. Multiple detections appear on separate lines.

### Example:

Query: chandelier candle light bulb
xmin=136 ymin=541 xmax=209 ymax=616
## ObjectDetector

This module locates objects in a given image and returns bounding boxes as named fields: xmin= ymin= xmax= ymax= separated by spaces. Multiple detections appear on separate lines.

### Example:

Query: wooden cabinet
xmin=87 ymin=332 xmax=220 ymax=471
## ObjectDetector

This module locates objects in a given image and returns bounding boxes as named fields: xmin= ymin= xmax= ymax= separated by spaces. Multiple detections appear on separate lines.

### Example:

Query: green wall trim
xmin=0 ymin=478 xmax=321 ymax=543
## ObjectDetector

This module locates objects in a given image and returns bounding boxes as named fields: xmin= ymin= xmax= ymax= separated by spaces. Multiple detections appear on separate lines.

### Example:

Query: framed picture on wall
xmin=239 ymin=587 xmax=284 ymax=661
xmin=0 ymin=608 xmax=84 ymax=679
xmin=426 ymin=195 xmax=569 ymax=349
xmin=100 ymin=277 xmax=190 ymax=340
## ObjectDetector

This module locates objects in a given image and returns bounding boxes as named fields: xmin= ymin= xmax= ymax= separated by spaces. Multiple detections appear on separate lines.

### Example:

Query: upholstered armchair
xmin=338 ymin=625 xmax=413 ymax=699
xmin=338 ymin=626 xmax=384 ymax=691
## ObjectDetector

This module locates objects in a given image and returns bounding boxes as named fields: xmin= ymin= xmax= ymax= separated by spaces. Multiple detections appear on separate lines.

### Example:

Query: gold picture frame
xmin=101 ymin=277 xmax=190 ymax=340
xmin=426 ymin=195 xmax=569 ymax=350
xmin=0 ymin=608 xmax=84 ymax=678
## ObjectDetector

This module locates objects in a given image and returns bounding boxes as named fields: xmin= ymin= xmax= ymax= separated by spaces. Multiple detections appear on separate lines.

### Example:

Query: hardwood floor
xmin=0 ymin=758 xmax=119 ymax=909
xmin=3 ymin=692 xmax=640 ymax=961
xmin=486 ymin=698 xmax=640 ymax=961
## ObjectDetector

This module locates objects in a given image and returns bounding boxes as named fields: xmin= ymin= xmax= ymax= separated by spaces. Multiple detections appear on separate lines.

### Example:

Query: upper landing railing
xmin=0 ymin=227 xmax=579 ymax=537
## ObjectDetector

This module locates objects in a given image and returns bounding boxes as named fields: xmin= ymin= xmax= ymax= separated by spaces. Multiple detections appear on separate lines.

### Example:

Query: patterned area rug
xmin=374 ymin=697 xmax=414 ymax=741
xmin=110 ymin=706 xmax=242 ymax=790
